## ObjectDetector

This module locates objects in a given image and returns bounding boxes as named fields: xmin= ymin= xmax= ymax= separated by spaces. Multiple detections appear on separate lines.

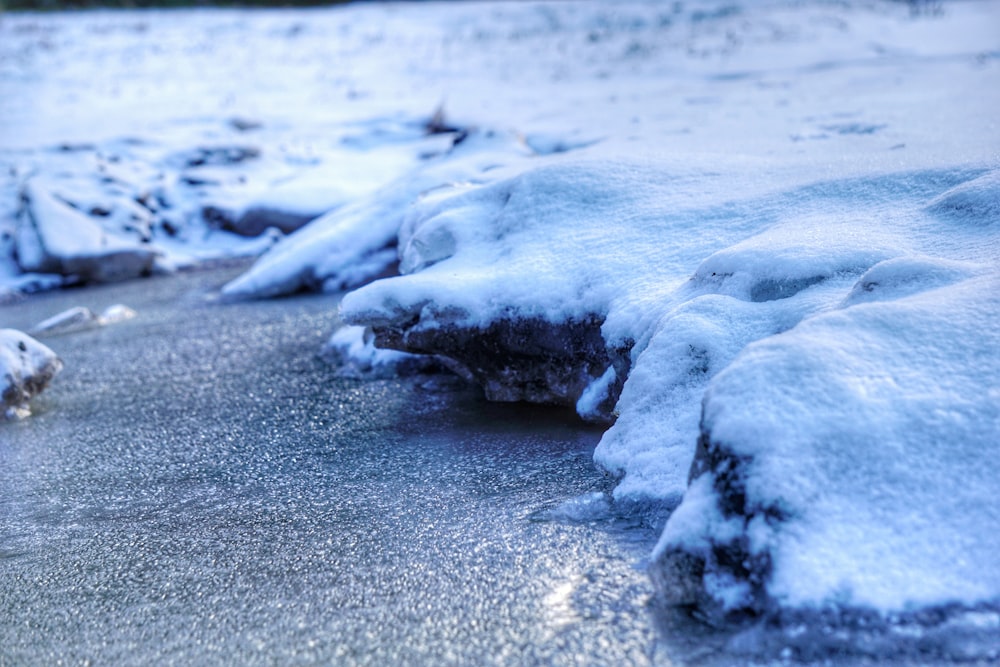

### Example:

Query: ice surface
xmin=0 ymin=329 xmax=63 ymax=419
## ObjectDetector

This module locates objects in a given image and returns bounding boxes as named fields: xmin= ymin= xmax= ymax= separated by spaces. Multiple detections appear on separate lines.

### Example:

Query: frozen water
xmin=0 ymin=267 xmax=659 ymax=666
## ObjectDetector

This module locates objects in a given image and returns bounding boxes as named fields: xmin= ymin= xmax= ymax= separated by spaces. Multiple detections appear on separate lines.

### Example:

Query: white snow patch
xmin=222 ymin=131 xmax=533 ymax=299
xmin=323 ymin=325 xmax=436 ymax=379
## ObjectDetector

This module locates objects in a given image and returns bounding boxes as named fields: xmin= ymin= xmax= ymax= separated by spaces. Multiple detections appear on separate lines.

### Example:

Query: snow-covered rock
xmin=15 ymin=181 xmax=159 ymax=284
xmin=221 ymin=130 xmax=533 ymax=299
xmin=0 ymin=329 xmax=63 ymax=419
xmin=341 ymin=150 xmax=1000 ymax=634
xmin=652 ymin=269 xmax=1000 ymax=626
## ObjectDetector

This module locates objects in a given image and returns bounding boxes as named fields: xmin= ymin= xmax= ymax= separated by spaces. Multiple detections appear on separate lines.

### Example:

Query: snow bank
xmin=0 ymin=329 xmax=63 ymax=419
xmin=341 ymin=150 xmax=1000 ymax=632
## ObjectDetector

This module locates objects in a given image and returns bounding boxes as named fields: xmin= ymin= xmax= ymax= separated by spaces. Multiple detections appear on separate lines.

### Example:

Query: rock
xmin=651 ymin=272 xmax=1000 ymax=629
xmin=171 ymin=145 xmax=261 ymax=169
xmin=15 ymin=181 xmax=159 ymax=284
xmin=202 ymin=205 xmax=317 ymax=237
xmin=369 ymin=313 xmax=625 ymax=418
xmin=0 ymin=329 xmax=63 ymax=419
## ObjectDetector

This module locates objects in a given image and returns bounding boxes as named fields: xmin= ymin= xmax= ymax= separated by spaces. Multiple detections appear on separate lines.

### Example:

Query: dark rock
xmin=174 ymin=145 xmax=261 ymax=169
xmin=202 ymin=205 xmax=318 ymax=237
xmin=651 ymin=430 xmax=778 ymax=624
xmin=370 ymin=314 xmax=624 ymax=420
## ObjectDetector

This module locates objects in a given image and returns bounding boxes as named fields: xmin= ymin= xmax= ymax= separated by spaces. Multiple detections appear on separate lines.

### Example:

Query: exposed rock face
xmin=15 ymin=181 xmax=159 ymax=284
xmin=0 ymin=329 xmax=64 ymax=419
xmin=370 ymin=314 xmax=627 ymax=420
xmin=202 ymin=205 xmax=317 ymax=237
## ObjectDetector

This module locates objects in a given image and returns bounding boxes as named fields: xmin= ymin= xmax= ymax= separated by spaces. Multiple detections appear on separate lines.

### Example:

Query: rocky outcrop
xmin=369 ymin=314 xmax=629 ymax=420
xmin=1 ymin=329 xmax=63 ymax=419
xmin=650 ymin=431 xmax=777 ymax=623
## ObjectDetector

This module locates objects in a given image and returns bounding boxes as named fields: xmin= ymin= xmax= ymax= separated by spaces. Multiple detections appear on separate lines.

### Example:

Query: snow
xmin=323 ymin=324 xmax=438 ymax=379
xmin=2 ymin=0 xmax=1000 ymax=636
xmin=0 ymin=329 xmax=63 ymax=419
xmin=221 ymin=130 xmax=532 ymax=298
xmin=17 ymin=180 xmax=160 ymax=283
xmin=656 ymin=270 xmax=1000 ymax=614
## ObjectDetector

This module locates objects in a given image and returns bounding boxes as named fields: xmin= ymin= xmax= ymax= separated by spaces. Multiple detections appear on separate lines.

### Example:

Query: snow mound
xmin=0 ymin=329 xmax=63 ymax=419
xmin=344 ymin=155 xmax=974 ymax=499
xmin=653 ymin=270 xmax=1000 ymax=618
xmin=689 ymin=217 xmax=902 ymax=303
xmin=925 ymin=169 xmax=1000 ymax=225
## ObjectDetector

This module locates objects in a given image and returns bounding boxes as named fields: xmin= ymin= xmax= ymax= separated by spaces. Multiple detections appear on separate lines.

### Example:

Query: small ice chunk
xmin=29 ymin=307 xmax=98 ymax=336
xmin=540 ymin=492 xmax=614 ymax=523
xmin=29 ymin=304 xmax=137 ymax=337
xmin=98 ymin=304 xmax=138 ymax=325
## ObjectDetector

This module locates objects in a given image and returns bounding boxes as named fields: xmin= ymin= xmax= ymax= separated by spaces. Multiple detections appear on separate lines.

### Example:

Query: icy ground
xmin=2 ymin=0 xmax=999 ymax=662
